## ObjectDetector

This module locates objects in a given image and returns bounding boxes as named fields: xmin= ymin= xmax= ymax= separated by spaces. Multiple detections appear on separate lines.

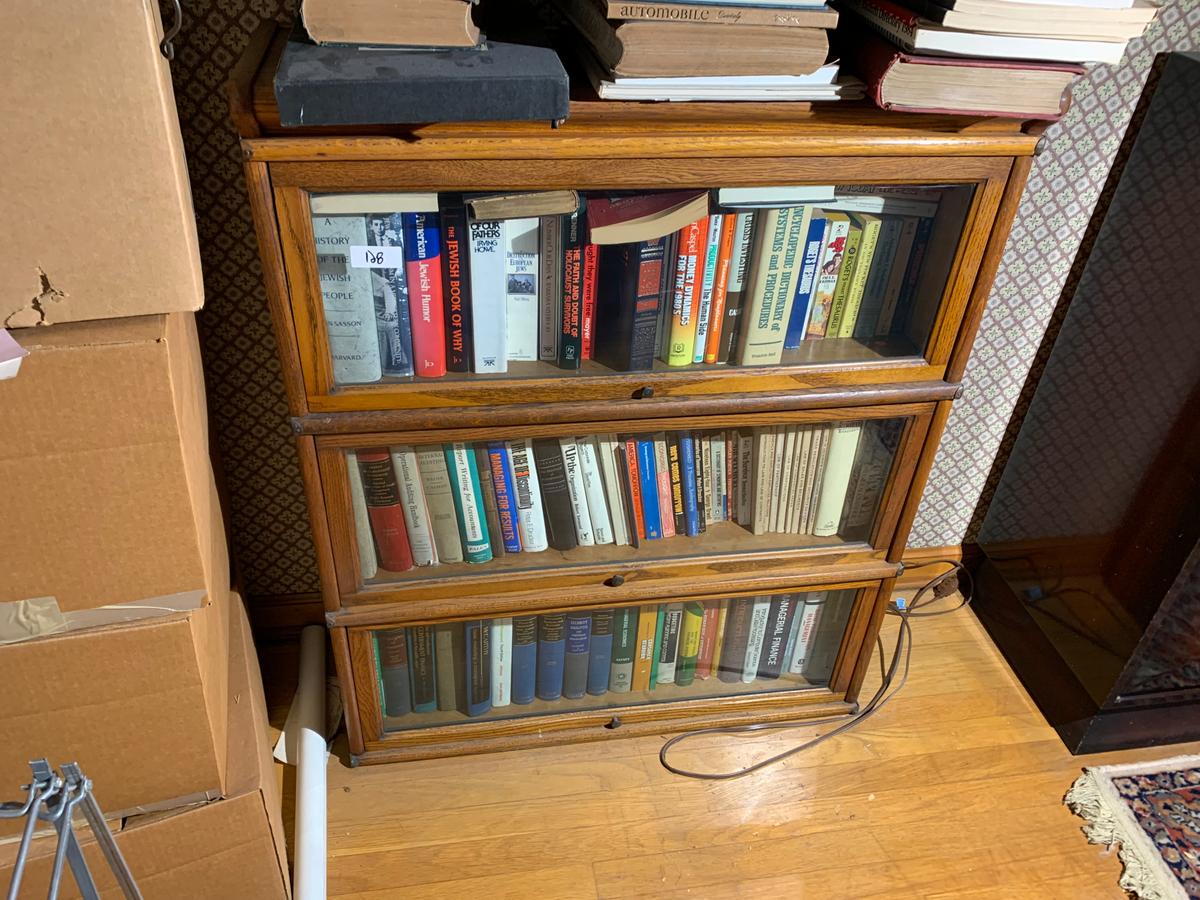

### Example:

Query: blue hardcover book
xmin=636 ymin=438 xmax=662 ymax=540
xmin=536 ymin=613 xmax=567 ymax=701
xmin=486 ymin=442 xmax=523 ymax=553
xmin=463 ymin=620 xmax=492 ymax=717
xmin=511 ymin=615 xmax=538 ymax=704
xmin=678 ymin=433 xmax=700 ymax=537
xmin=563 ymin=613 xmax=592 ymax=700
xmin=784 ymin=215 xmax=828 ymax=349
xmin=586 ymin=610 xmax=614 ymax=696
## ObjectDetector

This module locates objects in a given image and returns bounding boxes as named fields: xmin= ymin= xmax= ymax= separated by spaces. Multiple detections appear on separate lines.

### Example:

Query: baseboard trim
xmin=247 ymin=591 xmax=324 ymax=641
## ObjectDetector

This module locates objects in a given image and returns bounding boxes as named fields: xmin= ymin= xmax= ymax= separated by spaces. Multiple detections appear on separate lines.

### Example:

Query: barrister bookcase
xmin=231 ymin=27 xmax=1042 ymax=764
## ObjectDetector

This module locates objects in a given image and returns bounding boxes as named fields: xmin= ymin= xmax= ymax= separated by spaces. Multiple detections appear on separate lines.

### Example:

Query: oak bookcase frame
xmin=234 ymin=26 xmax=1041 ymax=763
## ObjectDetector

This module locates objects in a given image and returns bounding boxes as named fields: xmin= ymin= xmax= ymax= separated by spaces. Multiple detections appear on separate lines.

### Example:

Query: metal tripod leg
xmin=44 ymin=772 xmax=95 ymax=900
xmin=2 ymin=760 xmax=60 ymax=900
xmin=60 ymin=764 xmax=142 ymax=900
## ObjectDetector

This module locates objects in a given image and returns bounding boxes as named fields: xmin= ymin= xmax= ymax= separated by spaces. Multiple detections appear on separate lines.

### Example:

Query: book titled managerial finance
xmin=373 ymin=590 xmax=851 ymax=720
xmin=309 ymin=185 xmax=961 ymax=386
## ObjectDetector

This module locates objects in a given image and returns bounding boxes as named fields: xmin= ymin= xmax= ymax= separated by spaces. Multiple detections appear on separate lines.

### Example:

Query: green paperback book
xmin=649 ymin=606 xmax=666 ymax=690
xmin=674 ymin=602 xmax=705 ymax=686
xmin=443 ymin=442 xmax=493 ymax=564
xmin=609 ymin=607 xmax=639 ymax=693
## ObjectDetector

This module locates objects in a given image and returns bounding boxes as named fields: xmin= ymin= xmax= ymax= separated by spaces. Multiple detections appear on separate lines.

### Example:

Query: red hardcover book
xmin=580 ymin=243 xmax=599 ymax=360
xmin=356 ymin=449 xmax=414 ymax=572
xmin=695 ymin=600 xmax=721 ymax=679
xmin=402 ymin=213 xmax=447 ymax=377
xmin=586 ymin=191 xmax=709 ymax=244
xmin=622 ymin=437 xmax=647 ymax=542
xmin=840 ymin=23 xmax=1083 ymax=120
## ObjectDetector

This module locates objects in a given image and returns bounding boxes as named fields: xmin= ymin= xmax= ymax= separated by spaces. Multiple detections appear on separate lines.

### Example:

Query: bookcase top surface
xmin=233 ymin=27 xmax=1042 ymax=161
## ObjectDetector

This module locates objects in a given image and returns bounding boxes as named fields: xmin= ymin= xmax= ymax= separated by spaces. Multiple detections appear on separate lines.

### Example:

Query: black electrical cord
xmin=658 ymin=560 xmax=972 ymax=781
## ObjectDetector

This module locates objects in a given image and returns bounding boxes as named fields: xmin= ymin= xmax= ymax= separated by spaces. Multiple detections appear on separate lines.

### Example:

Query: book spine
xmin=784 ymin=215 xmax=828 ymax=349
xmin=772 ymin=427 xmax=796 ymax=533
xmin=580 ymin=243 xmax=599 ymax=360
xmin=377 ymin=628 xmax=412 ymax=717
xmin=652 ymin=434 xmax=675 ymax=539
xmin=632 ymin=605 xmax=658 ymax=691
xmin=804 ymin=426 xmax=831 ymax=535
xmin=875 ymin=216 xmax=918 ymax=337
xmin=416 ymin=448 xmax=463 ymax=563
xmin=790 ymin=427 xmax=813 ymax=534
xmin=649 ymin=606 xmax=665 ymax=688
xmin=464 ymin=620 xmax=492 ymax=716
xmin=557 ymin=207 xmax=586 ymax=369
xmin=679 ymin=433 xmax=700 ymax=536
xmin=674 ymin=601 xmax=705 ymax=686
xmin=718 ymin=211 xmax=757 ymax=364
xmin=825 ymin=221 xmax=863 ymax=337
xmin=532 ymin=438 xmax=579 ymax=551
xmin=635 ymin=438 xmax=662 ymax=539
xmin=710 ymin=599 xmax=729 ymax=675
xmin=505 ymin=439 xmax=550 ymax=553
xmin=666 ymin=217 xmax=708 ymax=367
xmin=737 ymin=432 xmax=754 ymax=524
xmin=657 ymin=231 xmax=679 ymax=361
xmin=787 ymin=595 xmax=826 ymax=675
xmin=692 ymin=430 xmax=707 ymax=532
xmin=656 ymin=603 xmax=682 ymax=684
xmin=402 ymin=212 xmax=446 ymax=377
xmin=587 ymin=610 xmax=615 ymax=696
xmin=504 ymin=217 xmax=540 ymax=361
xmin=805 ymin=214 xmax=852 ymax=340
xmin=633 ymin=238 xmax=669 ymax=370
xmin=602 ymin=0 xmax=834 ymax=25
xmin=741 ymin=597 xmax=772 ymax=683
xmin=813 ymin=423 xmax=864 ymax=537
xmin=563 ymin=612 xmax=593 ymax=700
xmin=434 ymin=622 xmax=459 ymax=711
xmin=538 ymin=215 xmax=561 ymax=361
xmin=391 ymin=447 xmax=436 ymax=566
xmin=757 ymin=597 xmax=798 ymax=680
xmin=310 ymin=213 xmax=382 ymax=384
xmin=468 ymin=218 xmax=508 ymax=373
xmin=837 ymin=216 xmax=882 ymax=338
xmin=559 ymin=438 xmax=595 ymax=546
xmin=737 ymin=206 xmax=809 ymax=366
xmin=473 ymin=445 xmax=508 ymax=559
xmin=725 ymin=431 xmax=735 ymax=521
xmin=596 ymin=435 xmax=630 ymax=546
xmin=854 ymin=217 xmax=899 ymax=339
xmin=609 ymin=607 xmax=638 ymax=693
xmin=703 ymin=214 xmax=738 ymax=363
xmin=717 ymin=598 xmax=752 ymax=684
xmin=511 ymin=615 xmax=538 ymax=704
xmin=408 ymin=625 xmax=438 ymax=712
xmin=622 ymin=437 xmax=647 ymax=542
xmin=489 ymin=617 xmax=513 ymax=708
xmin=356 ymin=449 xmax=414 ymax=572
xmin=439 ymin=200 xmax=473 ymax=373
xmin=444 ymin=443 xmax=493 ymax=563
xmin=536 ymin=613 xmax=567 ymax=701
xmin=346 ymin=451 xmax=379 ymax=580
xmin=578 ymin=436 xmax=614 ymax=545
xmin=366 ymin=214 xmax=414 ymax=378
xmin=486 ymin=442 xmax=523 ymax=553
xmin=712 ymin=435 xmax=728 ymax=523
xmin=694 ymin=600 xmax=721 ymax=679
xmin=692 ymin=214 xmax=724 ymax=363
xmin=894 ymin=215 xmax=934 ymax=334
xmin=667 ymin=434 xmax=687 ymax=537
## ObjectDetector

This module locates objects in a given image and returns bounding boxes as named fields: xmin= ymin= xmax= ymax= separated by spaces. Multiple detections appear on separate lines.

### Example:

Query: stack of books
xmin=836 ymin=0 xmax=1161 ymax=119
xmin=375 ymin=592 xmax=849 ymax=719
xmin=555 ymin=0 xmax=864 ymax=100
xmin=349 ymin=419 xmax=900 ymax=576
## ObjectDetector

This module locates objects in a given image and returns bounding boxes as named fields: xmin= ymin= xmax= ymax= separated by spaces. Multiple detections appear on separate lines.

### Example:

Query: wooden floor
xmin=262 ymin=595 xmax=1199 ymax=899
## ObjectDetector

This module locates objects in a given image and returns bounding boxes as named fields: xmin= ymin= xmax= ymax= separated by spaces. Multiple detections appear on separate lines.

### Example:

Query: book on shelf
xmin=402 ymin=213 xmax=447 ymax=377
xmin=665 ymin=217 xmax=709 ymax=367
xmin=716 ymin=212 xmax=757 ymax=363
xmin=366 ymin=213 xmax=415 ymax=378
xmin=710 ymin=599 xmax=729 ymax=675
xmin=346 ymin=451 xmax=379 ymax=580
xmin=597 ymin=0 xmax=839 ymax=27
xmin=737 ymin=206 xmax=814 ymax=366
xmin=593 ymin=237 xmax=671 ymax=372
xmin=609 ymin=607 xmax=638 ymax=692
xmin=717 ymin=598 xmax=753 ymax=683
xmin=596 ymin=434 xmax=631 ymax=546
xmin=531 ymin=438 xmax=579 ymax=551
xmin=758 ymin=596 xmax=798 ymax=679
xmin=649 ymin=606 xmax=665 ymax=686
xmin=656 ymin=603 xmax=684 ymax=684
xmin=504 ymin=217 xmax=540 ymax=362
xmin=678 ymin=432 xmax=701 ymax=537
xmin=537 ymin=613 xmax=567 ymax=701
xmin=444 ymin=443 xmax=493 ymax=563
xmin=692 ymin=429 xmax=708 ymax=531
xmin=875 ymin=215 xmax=920 ymax=337
xmin=619 ymin=439 xmax=647 ymax=545
xmin=356 ymin=449 xmax=414 ymax=573
xmin=741 ymin=597 xmax=773 ymax=683
xmin=557 ymin=204 xmax=587 ymax=369
xmin=539 ymin=215 xmax=562 ymax=362
xmin=904 ymin=188 xmax=974 ymax=344
xmin=883 ymin=0 xmax=1155 ymax=39
xmin=652 ymin=434 xmax=676 ymax=539
xmin=667 ymin=435 xmax=687 ymax=537
xmin=511 ymin=615 xmax=539 ymax=705
xmin=578 ymin=437 xmax=615 ymax=545
xmin=805 ymin=212 xmax=852 ymax=340
xmin=392 ymin=447 xmax=437 ymax=566
xmin=635 ymin=437 xmax=663 ymax=539
xmin=506 ymin=439 xmax=550 ymax=553
xmin=695 ymin=599 xmax=722 ymax=679
xmin=311 ymin=214 xmax=383 ymax=384
xmin=692 ymin=214 xmax=725 ymax=363
xmin=416 ymin=447 xmax=465 ymax=564
xmin=559 ymin=438 xmax=597 ymax=546
xmin=409 ymin=625 xmax=438 ymax=712
xmin=563 ymin=612 xmax=593 ymax=700
xmin=468 ymin=190 xmax=581 ymax=221
xmin=440 ymin=197 xmax=474 ymax=373
xmin=854 ymin=216 xmax=902 ymax=340
xmin=586 ymin=192 xmax=710 ymax=246
xmin=633 ymin=605 xmax=658 ymax=691
xmin=490 ymin=617 xmax=514 ymax=708
xmin=434 ymin=622 xmax=462 ymax=711
xmin=704 ymin=215 xmax=738 ymax=363
xmin=583 ymin=61 xmax=864 ymax=102
xmin=300 ymin=0 xmax=480 ymax=47
xmin=588 ymin=610 xmax=615 ymax=696
xmin=468 ymin=218 xmax=507 ymax=373
xmin=674 ymin=601 xmax=705 ymax=686
xmin=486 ymin=442 xmax=524 ymax=553
xmin=464 ymin=620 xmax=492 ymax=716
xmin=581 ymin=242 xmax=600 ymax=360
xmin=378 ymin=628 xmax=412 ymax=717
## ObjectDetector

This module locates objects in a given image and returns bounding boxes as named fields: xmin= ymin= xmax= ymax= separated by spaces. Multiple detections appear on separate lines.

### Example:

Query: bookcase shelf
xmin=232 ymin=25 xmax=1041 ymax=764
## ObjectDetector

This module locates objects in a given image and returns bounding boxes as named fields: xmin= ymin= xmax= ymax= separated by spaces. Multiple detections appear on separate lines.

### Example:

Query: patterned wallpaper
xmin=163 ymin=0 xmax=1199 ymax=597
xmin=908 ymin=0 xmax=1200 ymax=547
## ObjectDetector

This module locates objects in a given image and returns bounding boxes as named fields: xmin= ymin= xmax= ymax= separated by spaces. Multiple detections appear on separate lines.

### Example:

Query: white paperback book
xmin=595 ymin=434 xmax=630 ymax=547
xmin=787 ymin=594 xmax=826 ymax=675
xmin=391 ymin=447 xmax=437 ymax=566
xmin=657 ymin=603 xmax=684 ymax=683
xmin=346 ymin=451 xmax=379 ymax=580
xmin=506 ymin=438 xmax=550 ymax=552
xmin=742 ymin=597 xmax=773 ymax=683
xmin=310 ymin=215 xmax=383 ymax=384
xmin=577 ymin=437 xmax=614 ymax=545
xmin=790 ymin=428 xmax=813 ymax=534
xmin=558 ymin=438 xmax=595 ymax=546
xmin=504 ymin=218 xmax=540 ymax=361
xmin=653 ymin=435 xmax=675 ymax=538
xmin=490 ymin=617 xmax=513 ymax=707
xmin=415 ymin=447 xmax=464 ymax=563
xmin=775 ymin=427 xmax=798 ymax=533
xmin=768 ymin=426 xmax=788 ymax=533
xmin=751 ymin=429 xmax=776 ymax=535
xmin=737 ymin=431 xmax=754 ymax=524
xmin=813 ymin=423 xmax=863 ymax=537
xmin=469 ymin=219 xmax=508 ymax=373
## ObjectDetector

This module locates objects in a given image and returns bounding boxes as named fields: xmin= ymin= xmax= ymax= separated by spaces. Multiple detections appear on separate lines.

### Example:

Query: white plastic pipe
xmin=294 ymin=625 xmax=327 ymax=900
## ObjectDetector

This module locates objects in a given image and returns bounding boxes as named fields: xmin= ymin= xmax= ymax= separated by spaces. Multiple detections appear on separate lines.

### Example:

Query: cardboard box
xmin=0 ymin=595 xmax=290 ymax=898
xmin=0 ymin=2 xmax=203 ymax=326
xmin=0 ymin=313 xmax=228 ymax=617
xmin=0 ymin=590 xmax=232 ymax=832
